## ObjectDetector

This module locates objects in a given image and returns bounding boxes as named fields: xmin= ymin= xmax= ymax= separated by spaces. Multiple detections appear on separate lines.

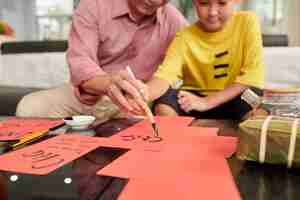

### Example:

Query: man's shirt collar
xmin=111 ymin=0 xmax=164 ymax=25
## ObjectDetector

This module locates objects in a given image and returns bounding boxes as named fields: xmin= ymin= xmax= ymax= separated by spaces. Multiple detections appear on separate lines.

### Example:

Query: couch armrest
xmin=0 ymin=86 xmax=41 ymax=116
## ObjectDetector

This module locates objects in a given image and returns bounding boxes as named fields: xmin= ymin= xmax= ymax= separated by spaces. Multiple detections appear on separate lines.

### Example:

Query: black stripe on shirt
xmin=214 ymin=64 xmax=229 ymax=69
xmin=215 ymin=51 xmax=228 ymax=58
xmin=214 ymin=73 xmax=228 ymax=79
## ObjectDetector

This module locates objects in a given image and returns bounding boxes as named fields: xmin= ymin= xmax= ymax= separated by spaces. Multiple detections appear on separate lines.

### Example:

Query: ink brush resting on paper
xmin=0 ymin=130 xmax=49 ymax=152
xmin=241 ymin=89 xmax=270 ymax=113
xmin=241 ymin=89 xmax=262 ymax=109
xmin=1 ymin=121 xmax=65 ymax=152
xmin=126 ymin=66 xmax=159 ymax=137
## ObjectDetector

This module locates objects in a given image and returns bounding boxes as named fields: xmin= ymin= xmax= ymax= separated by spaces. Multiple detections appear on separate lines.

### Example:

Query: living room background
xmin=0 ymin=0 xmax=299 ymax=46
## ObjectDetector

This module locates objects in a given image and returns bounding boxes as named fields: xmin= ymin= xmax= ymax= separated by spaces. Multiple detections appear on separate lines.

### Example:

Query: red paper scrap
xmin=92 ymin=117 xmax=238 ymax=200
xmin=99 ymin=127 xmax=219 ymax=152
xmin=97 ymin=136 xmax=238 ymax=179
xmin=118 ymin=160 xmax=241 ymax=200
xmin=99 ymin=116 xmax=217 ymax=152
xmin=117 ymin=116 xmax=194 ymax=136
xmin=0 ymin=134 xmax=103 ymax=175
xmin=0 ymin=118 xmax=64 ymax=141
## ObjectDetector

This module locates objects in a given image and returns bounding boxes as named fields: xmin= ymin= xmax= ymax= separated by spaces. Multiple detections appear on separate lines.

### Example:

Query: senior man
xmin=16 ymin=0 xmax=187 ymax=122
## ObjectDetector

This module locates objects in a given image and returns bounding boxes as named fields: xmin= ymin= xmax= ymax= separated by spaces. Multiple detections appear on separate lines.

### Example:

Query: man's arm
xmin=67 ymin=0 xmax=107 ymax=93
xmin=67 ymin=0 xmax=108 ymax=95
xmin=67 ymin=0 xmax=144 ymax=110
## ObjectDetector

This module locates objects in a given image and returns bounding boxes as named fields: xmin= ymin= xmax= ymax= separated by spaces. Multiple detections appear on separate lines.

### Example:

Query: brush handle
xmin=126 ymin=66 xmax=155 ymax=124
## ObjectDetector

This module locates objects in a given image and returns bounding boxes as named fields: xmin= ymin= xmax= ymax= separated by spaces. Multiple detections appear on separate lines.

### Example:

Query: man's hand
xmin=125 ymin=95 xmax=148 ymax=116
xmin=105 ymin=69 xmax=149 ymax=114
xmin=177 ymin=91 xmax=211 ymax=113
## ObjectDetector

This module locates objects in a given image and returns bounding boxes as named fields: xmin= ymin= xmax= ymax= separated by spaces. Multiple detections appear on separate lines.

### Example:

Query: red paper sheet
xmin=113 ymin=116 xmax=195 ymax=140
xmin=90 ymin=117 xmax=237 ymax=200
xmin=118 ymin=159 xmax=241 ymax=200
xmin=0 ymin=134 xmax=103 ymax=175
xmin=99 ymin=127 xmax=219 ymax=151
xmin=99 ymin=116 xmax=218 ymax=151
xmin=0 ymin=118 xmax=64 ymax=141
xmin=97 ymin=136 xmax=238 ymax=179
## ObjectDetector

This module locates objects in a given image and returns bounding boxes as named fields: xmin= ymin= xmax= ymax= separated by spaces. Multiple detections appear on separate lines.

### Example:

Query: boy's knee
xmin=154 ymin=103 xmax=178 ymax=116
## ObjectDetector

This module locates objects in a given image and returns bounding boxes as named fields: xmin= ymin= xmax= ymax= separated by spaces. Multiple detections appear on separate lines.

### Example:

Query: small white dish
xmin=63 ymin=115 xmax=96 ymax=130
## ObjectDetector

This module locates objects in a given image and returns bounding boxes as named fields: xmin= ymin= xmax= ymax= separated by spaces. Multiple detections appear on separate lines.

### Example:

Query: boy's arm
xmin=201 ymin=13 xmax=264 ymax=111
xmin=147 ymin=78 xmax=171 ymax=101
xmin=197 ymin=13 xmax=264 ymax=112
xmin=205 ymin=83 xmax=248 ymax=109
xmin=146 ymin=31 xmax=186 ymax=101
xmin=235 ymin=13 xmax=264 ymax=89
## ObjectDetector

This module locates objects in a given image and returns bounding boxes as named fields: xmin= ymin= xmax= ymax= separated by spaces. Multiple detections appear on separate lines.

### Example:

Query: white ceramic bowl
xmin=63 ymin=115 xmax=96 ymax=130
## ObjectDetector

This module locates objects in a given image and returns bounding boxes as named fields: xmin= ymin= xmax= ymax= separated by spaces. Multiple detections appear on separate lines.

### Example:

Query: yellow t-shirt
xmin=154 ymin=11 xmax=264 ymax=95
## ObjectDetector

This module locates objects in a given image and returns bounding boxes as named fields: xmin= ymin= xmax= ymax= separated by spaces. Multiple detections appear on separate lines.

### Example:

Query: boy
xmin=132 ymin=0 xmax=266 ymax=120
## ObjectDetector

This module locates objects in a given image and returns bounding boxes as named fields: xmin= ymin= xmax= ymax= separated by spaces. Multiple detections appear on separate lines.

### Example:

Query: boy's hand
xmin=178 ymin=91 xmax=211 ymax=112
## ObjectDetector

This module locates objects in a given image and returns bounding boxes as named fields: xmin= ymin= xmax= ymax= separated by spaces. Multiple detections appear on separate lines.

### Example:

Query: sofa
xmin=0 ymin=41 xmax=69 ymax=116
xmin=0 ymin=40 xmax=299 ymax=116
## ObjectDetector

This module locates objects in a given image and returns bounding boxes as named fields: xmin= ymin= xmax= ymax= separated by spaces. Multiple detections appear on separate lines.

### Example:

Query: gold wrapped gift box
xmin=237 ymin=116 xmax=300 ymax=168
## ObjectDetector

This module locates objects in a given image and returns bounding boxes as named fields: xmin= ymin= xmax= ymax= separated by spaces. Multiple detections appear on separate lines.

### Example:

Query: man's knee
xmin=16 ymin=91 xmax=49 ymax=117
xmin=16 ymin=84 xmax=81 ymax=118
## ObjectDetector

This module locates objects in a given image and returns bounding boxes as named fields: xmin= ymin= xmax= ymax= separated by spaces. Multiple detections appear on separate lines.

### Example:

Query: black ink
xmin=121 ymin=135 xmax=136 ymax=141
xmin=121 ymin=135 xmax=163 ymax=143
xmin=32 ymin=158 xmax=65 ymax=169
xmin=142 ymin=136 xmax=163 ymax=143
xmin=32 ymin=153 xmax=60 ymax=163
xmin=22 ymin=150 xmax=45 ymax=158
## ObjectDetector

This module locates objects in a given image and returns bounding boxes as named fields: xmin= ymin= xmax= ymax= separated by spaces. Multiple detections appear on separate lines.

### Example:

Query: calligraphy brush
xmin=126 ymin=66 xmax=159 ymax=137
xmin=3 ymin=120 xmax=66 ymax=152
xmin=241 ymin=89 xmax=262 ymax=109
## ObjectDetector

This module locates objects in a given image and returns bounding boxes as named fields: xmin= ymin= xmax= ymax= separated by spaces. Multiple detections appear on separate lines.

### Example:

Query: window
xmin=36 ymin=0 xmax=73 ymax=40
xmin=241 ymin=0 xmax=287 ymax=34
xmin=172 ymin=0 xmax=288 ymax=34
xmin=0 ymin=0 xmax=73 ymax=41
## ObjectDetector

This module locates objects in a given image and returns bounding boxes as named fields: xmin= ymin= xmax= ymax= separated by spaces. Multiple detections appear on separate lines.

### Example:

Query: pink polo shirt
xmin=67 ymin=0 xmax=187 ymax=104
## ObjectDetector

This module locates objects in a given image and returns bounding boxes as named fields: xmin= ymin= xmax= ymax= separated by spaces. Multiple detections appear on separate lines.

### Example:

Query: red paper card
xmin=0 ymin=118 xmax=64 ymax=141
xmin=100 ymin=127 xmax=218 ymax=152
xmin=113 ymin=116 xmax=195 ymax=139
xmin=99 ymin=116 xmax=218 ymax=152
xmin=97 ymin=136 xmax=238 ymax=179
xmin=94 ymin=117 xmax=239 ymax=200
xmin=0 ymin=134 xmax=103 ymax=175
xmin=118 ymin=160 xmax=241 ymax=200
